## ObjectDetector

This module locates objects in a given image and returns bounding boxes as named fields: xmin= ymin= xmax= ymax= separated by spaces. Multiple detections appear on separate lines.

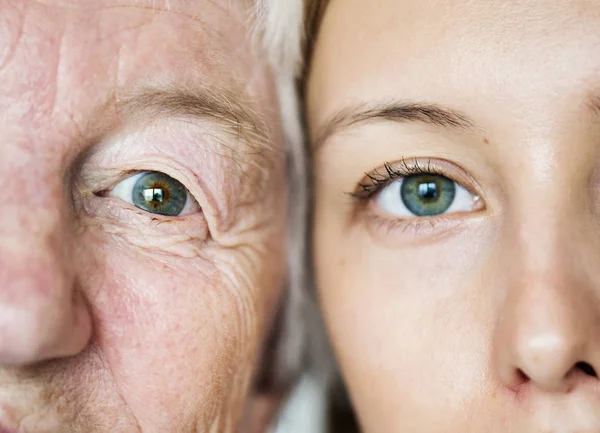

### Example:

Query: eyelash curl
xmin=351 ymin=157 xmax=444 ymax=200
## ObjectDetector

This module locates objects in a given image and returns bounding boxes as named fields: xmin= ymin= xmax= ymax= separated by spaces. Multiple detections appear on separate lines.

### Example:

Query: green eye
xmin=131 ymin=172 xmax=187 ymax=216
xmin=400 ymin=174 xmax=456 ymax=217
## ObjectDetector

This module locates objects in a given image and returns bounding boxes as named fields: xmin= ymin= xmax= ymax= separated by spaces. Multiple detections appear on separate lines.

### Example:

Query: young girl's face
xmin=307 ymin=0 xmax=600 ymax=431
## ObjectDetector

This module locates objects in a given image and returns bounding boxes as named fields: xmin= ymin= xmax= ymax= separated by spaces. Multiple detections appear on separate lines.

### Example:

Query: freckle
xmin=483 ymin=137 xmax=490 ymax=145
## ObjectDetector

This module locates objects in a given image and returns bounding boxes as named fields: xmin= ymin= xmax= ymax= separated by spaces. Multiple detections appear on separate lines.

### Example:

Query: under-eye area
xmin=85 ymin=169 xmax=210 ymax=246
xmin=350 ymin=157 xmax=485 ymax=236
xmin=76 ymin=170 xmax=211 ymax=257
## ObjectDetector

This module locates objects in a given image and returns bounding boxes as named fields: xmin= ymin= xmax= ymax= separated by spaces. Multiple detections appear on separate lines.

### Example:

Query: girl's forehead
xmin=307 ymin=0 xmax=600 ymax=132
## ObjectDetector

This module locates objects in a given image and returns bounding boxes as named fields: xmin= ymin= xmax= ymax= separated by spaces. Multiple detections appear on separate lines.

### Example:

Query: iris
xmin=132 ymin=172 xmax=187 ymax=216
xmin=400 ymin=174 xmax=456 ymax=217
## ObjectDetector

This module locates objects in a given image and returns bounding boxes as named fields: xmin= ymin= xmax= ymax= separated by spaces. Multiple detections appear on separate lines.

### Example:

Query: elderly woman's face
xmin=0 ymin=1 xmax=286 ymax=431
xmin=308 ymin=0 xmax=600 ymax=431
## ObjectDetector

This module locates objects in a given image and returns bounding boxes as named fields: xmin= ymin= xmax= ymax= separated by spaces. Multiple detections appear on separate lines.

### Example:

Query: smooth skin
xmin=0 ymin=1 xmax=286 ymax=432
xmin=307 ymin=0 xmax=600 ymax=431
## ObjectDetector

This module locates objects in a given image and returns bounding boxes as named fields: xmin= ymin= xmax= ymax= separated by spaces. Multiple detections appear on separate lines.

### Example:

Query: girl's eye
xmin=375 ymin=173 xmax=478 ymax=218
xmin=109 ymin=171 xmax=200 ymax=216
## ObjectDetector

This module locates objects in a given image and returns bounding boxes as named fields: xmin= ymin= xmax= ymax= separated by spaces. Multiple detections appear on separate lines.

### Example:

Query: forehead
xmin=1 ymin=0 xmax=276 ymax=144
xmin=308 ymin=0 xmax=600 ymax=125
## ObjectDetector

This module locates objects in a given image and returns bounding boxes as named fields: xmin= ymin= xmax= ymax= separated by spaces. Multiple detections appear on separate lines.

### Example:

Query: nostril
xmin=516 ymin=368 xmax=530 ymax=384
xmin=575 ymin=362 xmax=597 ymax=378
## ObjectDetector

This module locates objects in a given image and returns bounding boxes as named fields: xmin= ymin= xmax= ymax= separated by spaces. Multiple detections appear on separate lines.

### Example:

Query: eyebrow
xmin=114 ymin=84 xmax=272 ymax=151
xmin=313 ymin=101 xmax=477 ymax=150
xmin=588 ymin=94 xmax=600 ymax=118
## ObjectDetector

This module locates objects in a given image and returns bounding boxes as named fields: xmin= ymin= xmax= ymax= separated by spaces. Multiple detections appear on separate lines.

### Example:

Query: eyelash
xmin=351 ymin=157 xmax=445 ymax=200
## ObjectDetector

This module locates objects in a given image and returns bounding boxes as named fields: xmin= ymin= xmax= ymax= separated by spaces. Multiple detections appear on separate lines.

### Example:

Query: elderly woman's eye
xmin=375 ymin=173 xmax=478 ymax=218
xmin=109 ymin=171 xmax=200 ymax=216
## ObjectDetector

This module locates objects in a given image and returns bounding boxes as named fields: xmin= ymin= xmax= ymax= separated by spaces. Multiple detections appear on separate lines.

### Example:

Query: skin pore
xmin=0 ymin=1 xmax=286 ymax=431
xmin=307 ymin=0 xmax=600 ymax=432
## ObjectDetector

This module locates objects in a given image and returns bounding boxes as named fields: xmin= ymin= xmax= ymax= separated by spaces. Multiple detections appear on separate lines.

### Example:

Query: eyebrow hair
xmin=114 ymin=84 xmax=272 ymax=151
xmin=588 ymin=94 xmax=600 ymax=118
xmin=313 ymin=101 xmax=476 ymax=150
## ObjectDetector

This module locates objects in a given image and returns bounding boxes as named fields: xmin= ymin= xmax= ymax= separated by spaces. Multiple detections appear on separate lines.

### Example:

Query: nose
xmin=0 ymin=208 xmax=92 ymax=365
xmin=493 ymin=237 xmax=600 ymax=394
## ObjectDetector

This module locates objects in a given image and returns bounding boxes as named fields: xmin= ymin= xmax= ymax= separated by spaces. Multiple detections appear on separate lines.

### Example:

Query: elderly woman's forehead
xmin=37 ymin=0 xmax=249 ymax=11
xmin=29 ymin=0 xmax=256 ymax=26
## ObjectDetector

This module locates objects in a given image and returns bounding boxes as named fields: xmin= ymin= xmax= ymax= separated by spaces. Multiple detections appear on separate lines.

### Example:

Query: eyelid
xmin=351 ymin=157 xmax=483 ymax=202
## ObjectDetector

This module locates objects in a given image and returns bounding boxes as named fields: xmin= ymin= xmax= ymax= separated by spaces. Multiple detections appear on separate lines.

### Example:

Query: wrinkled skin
xmin=308 ymin=0 xmax=600 ymax=432
xmin=0 ymin=1 xmax=286 ymax=432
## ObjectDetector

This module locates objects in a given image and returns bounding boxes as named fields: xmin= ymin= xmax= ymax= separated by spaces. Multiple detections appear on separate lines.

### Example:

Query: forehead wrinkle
xmin=114 ymin=83 xmax=273 ymax=153
xmin=28 ymin=0 xmax=250 ymax=42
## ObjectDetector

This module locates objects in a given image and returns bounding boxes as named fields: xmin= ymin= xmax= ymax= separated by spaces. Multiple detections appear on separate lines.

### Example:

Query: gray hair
xmin=252 ymin=0 xmax=336 ymax=391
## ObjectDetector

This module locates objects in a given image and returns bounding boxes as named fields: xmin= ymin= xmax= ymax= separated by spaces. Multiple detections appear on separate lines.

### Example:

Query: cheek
xmin=79 ymin=234 xmax=272 ymax=428
xmin=314 ymin=221 xmax=497 ymax=428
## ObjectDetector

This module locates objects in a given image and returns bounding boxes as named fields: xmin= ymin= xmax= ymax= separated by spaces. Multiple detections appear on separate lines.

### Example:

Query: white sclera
xmin=109 ymin=171 xmax=200 ymax=216
xmin=375 ymin=177 xmax=478 ymax=218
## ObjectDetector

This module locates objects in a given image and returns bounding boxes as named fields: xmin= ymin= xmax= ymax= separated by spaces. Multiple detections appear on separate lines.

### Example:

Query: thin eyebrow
xmin=313 ymin=101 xmax=477 ymax=150
xmin=115 ymin=84 xmax=272 ymax=151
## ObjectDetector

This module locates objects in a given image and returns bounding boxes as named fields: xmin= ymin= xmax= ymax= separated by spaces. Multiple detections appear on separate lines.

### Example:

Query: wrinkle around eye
xmin=72 ymin=113 xmax=284 ymax=246
xmin=84 ymin=215 xmax=211 ymax=259
xmin=75 ymin=188 xmax=211 ymax=258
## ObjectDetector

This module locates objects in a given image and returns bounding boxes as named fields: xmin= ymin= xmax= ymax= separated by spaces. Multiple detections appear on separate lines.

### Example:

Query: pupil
xmin=418 ymin=182 xmax=438 ymax=200
xmin=143 ymin=188 xmax=164 ymax=203
xmin=400 ymin=174 xmax=456 ymax=217
xmin=132 ymin=172 xmax=187 ymax=216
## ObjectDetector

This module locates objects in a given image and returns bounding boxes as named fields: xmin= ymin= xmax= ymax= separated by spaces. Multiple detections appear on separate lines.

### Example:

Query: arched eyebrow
xmin=312 ymin=101 xmax=477 ymax=151
xmin=115 ymin=83 xmax=272 ymax=151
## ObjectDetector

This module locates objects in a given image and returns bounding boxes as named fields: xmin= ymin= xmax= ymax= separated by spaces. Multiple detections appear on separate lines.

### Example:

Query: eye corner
xmin=93 ymin=189 xmax=110 ymax=198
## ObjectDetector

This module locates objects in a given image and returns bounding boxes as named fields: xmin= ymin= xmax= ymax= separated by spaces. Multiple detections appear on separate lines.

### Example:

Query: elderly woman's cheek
xmin=75 ymin=207 xmax=210 ymax=258
xmin=74 ymin=232 xmax=259 ymax=428
xmin=73 ymin=200 xmax=285 ymax=421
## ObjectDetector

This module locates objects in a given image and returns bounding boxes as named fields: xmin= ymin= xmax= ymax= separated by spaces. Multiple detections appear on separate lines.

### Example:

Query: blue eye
xmin=375 ymin=174 xmax=478 ymax=218
xmin=110 ymin=171 xmax=200 ymax=216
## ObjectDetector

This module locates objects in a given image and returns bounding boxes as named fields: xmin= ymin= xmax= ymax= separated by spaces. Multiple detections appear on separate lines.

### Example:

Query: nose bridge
xmin=493 ymin=198 xmax=600 ymax=393
xmin=0 ymin=204 xmax=72 ymax=293
xmin=0 ymin=158 xmax=92 ymax=365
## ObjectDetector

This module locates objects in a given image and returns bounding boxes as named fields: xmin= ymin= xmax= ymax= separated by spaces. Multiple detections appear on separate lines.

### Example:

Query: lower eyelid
xmin=362 ymin=210 xmax=483 ymax=246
